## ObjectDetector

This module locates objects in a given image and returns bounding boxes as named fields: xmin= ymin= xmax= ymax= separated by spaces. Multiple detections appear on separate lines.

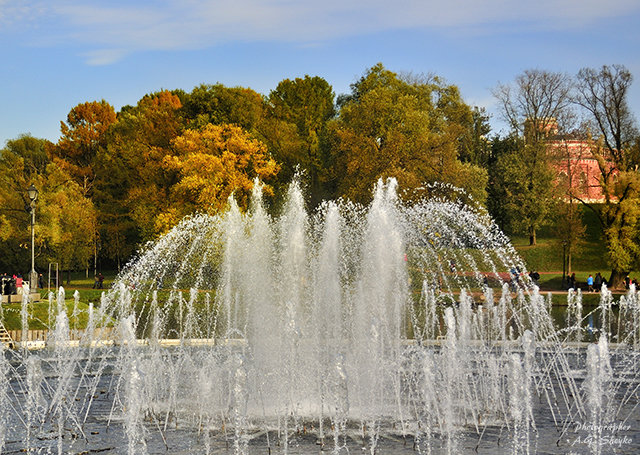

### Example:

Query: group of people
xmin=0 ymin=272 xmax=45 ymax=295
xmin=584 ymin=272 xmax=605 ymax=292
xmin=583 ymin=273 xmax=638 ymax=292
xmin=0 ymin=272 xmax=22 ymax=295
xmin=93 ymin=273 xmax=105 ymax=289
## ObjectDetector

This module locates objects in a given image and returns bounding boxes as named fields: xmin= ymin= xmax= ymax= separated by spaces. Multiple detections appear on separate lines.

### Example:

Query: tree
xmin=573 ymin=65 xmax=640 ymax=288
xmin=53 ymin=100 xmax=117 ymax=196
xmin=0 ymin=135 xmax=96 ymax=277
xmin=156 ymin=123 xmax=280 ymax=232
xmin=492 ymin=140 xmax=557 ymax=245
xmin=551 ymin=132 xmax=591 ymax=273
xmin=494 ymin=69 xmax=573 ymax=143
xmin=182 ymin=84 xmax=266 ymax=132
xmin=458 ymin=107 xmax=492 ymax=168
xmin=38 ymin=165 xmax=98 ymax=283
xmin=493 ymin=69 xmax=574 ymax=244
xmin=267 ymin=76 xmax=335 ymax=205
xmin=94 ymin=90 xmax=185 ymax=265
xmin=327 ymin=64 xmax=487 ymax=205
xmin=0 ymin=135 xmax=52 ymax=272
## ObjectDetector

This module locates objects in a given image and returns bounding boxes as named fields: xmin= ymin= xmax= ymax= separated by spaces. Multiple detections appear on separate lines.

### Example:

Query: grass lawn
xmin=2 ymin=300 xmax=91 ymax=330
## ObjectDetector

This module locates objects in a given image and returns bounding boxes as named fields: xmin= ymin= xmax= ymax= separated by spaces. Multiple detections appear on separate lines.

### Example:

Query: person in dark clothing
xmin=529 ymin=271 xmax=540 ymax=284
xmin=594 ymin=272 xmax=602 ymax=292
xmin=98 ymin=273 xmax=104 ymax=289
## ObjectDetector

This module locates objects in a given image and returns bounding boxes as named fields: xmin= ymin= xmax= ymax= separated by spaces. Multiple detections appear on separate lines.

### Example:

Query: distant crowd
xmin=567 ymin=272 xmax=638 ymax=292
xmin=0 ymin=272 xmax=44 ymax=295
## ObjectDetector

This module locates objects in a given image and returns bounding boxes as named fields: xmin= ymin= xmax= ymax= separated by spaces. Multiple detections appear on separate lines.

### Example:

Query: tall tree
xmin=94 ymin=90 xmax=184 ymax=266
xmin=54 ymin=100 xmax=117 ymax=196
xmin=494 ymin=69 xmax=572 ymax=143
xmin=492 ymin=141 xmax=557 ymax=245
xmin=493 ymin=70 xmax=573 ymax=244
xmin=0 ymin=135 xmax=52 ymax=272
xmin=182 ymin=84 xmax=266 ymax=132
xmin=267 ymin=76 xmax=335 ymax=205
xmin=458 ymin=107 xmax=492 ymax=168
xmin=573 ymin=64 xmax=640 ymax=288
xmin=551 ymin=132 xmax=590 ymax=274
xmin=327 ymin=64 xmax=487 ymax=205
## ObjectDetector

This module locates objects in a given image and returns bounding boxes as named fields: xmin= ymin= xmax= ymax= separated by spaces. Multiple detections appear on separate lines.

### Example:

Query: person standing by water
xmin=587 ymin=274 xmax=594 ymax=292
xmin=594 ymin=272 xmax=602 ymax=292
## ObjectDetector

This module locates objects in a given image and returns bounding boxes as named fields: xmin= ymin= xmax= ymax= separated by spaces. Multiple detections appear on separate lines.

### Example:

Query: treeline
xmin=0 ymin=63 xmax=638 ymax=287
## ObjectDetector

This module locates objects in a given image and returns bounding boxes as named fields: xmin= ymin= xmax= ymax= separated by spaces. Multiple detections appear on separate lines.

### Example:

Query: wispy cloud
xmin=3 ymin=0 xmax=640 ymax=64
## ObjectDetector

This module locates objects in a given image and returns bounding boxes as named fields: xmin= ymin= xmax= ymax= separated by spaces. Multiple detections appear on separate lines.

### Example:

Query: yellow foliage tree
xmin=156 ymin=123 xmax=279 ymax=232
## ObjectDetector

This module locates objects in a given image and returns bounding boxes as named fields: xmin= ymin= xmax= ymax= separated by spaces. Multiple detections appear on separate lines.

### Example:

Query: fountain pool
xmin=1 ymin=179 xmax=639 ymax=454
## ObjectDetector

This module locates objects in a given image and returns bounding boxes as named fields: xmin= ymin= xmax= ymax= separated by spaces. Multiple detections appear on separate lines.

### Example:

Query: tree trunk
xmin=529 ymin=227 xmax=536 ymax=246
xmin=608 ymin=270 xmax=627 ymax=290
xmin=66 ymin=269 xmax=71 ymax=285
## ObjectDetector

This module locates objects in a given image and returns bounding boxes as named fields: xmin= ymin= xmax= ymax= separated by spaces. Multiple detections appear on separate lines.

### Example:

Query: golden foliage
xmin=154 ymin=123 xmax=279 ymax=233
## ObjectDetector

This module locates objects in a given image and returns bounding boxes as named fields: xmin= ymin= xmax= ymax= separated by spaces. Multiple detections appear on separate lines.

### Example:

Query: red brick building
xmin=525 ymin=118 xmax=614 ymax=203
xmin=547 ymin=137 xmax=610 ymax=202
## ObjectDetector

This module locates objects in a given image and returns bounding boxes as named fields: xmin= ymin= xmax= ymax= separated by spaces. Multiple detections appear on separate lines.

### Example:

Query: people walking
xmin=594 ymin=272 xmax=602 ymax=292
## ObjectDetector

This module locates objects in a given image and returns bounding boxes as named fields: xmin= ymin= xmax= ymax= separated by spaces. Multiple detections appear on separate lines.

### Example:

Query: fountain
xmin=1 ymin=178 xmax=639 ymax=454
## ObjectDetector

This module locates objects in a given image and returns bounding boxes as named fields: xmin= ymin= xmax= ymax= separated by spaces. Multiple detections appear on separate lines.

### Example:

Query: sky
xmin=1 ymin=0 xmax=640 ymax=147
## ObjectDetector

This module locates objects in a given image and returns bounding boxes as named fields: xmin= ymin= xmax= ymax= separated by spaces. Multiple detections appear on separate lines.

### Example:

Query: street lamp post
xmin=27 ymin=184 xmax=38 ymax=292
xmin=562 ymin=240 xmax=567 ymax=290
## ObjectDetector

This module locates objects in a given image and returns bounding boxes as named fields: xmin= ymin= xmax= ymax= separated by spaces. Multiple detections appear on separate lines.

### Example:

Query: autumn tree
xmin=266 ymin=76 xmax=335 ymax=205
xmin=0 ymin=135 xmax=96 ymax=277
xmin=327 ymin=64 xmax=487 ymax=205
xmin=93 ymin=90 xmax=185 ymax=267
xmin=53 ymin=100 xmax=117 ymax=196
xmin=38 ymin=166 xmax=98 ymax=283
xmin=155 ymin=123 xmax=280 ymax=233
xmin=573 ymin=64 xmax=640 ymax=288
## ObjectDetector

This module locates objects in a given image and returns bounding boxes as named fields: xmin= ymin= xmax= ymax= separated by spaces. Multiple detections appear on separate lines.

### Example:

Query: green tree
xmin=327 ymin=64 xmax=487 ymax=205
xmin=573 ymin=64 xmax=640 ymax=288
xmin=492 ymin=141 xmax=557 ymax=245
xmin=459 ymin=107 xmax=492 ymax=168
xmin=267 ymin=76 xmax=335 ymax=205
xmin=493 ymin=69 xmax=574 ymax=245
xmin=182 ymin=84 xmax=266 ymax=132
xmin=551 ymin=133 xmax=590 ymax=273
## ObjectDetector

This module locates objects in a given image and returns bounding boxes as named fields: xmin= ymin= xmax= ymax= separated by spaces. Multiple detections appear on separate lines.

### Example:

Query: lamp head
xmin=27 ymin=184 xmax=38 ymax=202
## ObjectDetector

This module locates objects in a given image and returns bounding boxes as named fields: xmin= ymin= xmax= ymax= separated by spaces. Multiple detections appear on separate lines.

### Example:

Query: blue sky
xmin=1 ymin=0 xmax=639 ymax=146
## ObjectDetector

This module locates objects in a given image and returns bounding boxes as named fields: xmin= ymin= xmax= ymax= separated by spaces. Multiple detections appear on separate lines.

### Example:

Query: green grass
xmin=511 ymin=205 xmax=612 ymax=279
xmin=1 ymin=300 xmax=91 ymax=330
xmin=41 ymin=270 xmax=116 ymax=291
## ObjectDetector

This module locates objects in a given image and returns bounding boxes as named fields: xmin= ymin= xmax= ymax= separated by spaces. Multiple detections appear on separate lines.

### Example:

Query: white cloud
xmin=82 ymin=48 xmax=130 ymax=66
xmin=4 ymin=0 xmax=640 ymax=64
